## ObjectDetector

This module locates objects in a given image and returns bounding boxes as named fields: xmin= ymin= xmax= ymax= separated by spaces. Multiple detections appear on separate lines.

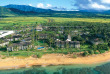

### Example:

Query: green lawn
xmin=1 ymin=17 xmax=110 ymax=29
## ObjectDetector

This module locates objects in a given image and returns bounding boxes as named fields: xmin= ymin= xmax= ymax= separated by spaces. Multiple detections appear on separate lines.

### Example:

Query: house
xmin=36 ymin=25 xmax=43 ymax=31
xmin=7 ymin=35 xmax=22 ymax=41
xmin=74 ymin=41 xmax=80 ymax=48
xmin=55 ymin=34 xmax=80 ymax=48
xmin=55 ymin=40 xmax=61 ymax=47
xmin=13 ymin=35 xmax=22 ymax=41
xmin=6 ymin=37 xmax=13 ymax=41
xmin=55 ymin=40 xmax=80 ymax=48
xmin=0 ymin=39 xmax=9 ymax=46
xmin=7 ymin=42 xmax=33 ymax=51
xmin=61 ymin=41 xmax=65 ymax=48
xmin=44 ymin=27 xmax=57 ymax=31
xmin=66 ymin=34 xmax=71 ymax=41
xmin=38 ymin=34 xmax=48 ymax=39
xmin=89 ymin=38 xmax=104 ymax=45
xmin=21 ymin=37 xmax=32 ymax=42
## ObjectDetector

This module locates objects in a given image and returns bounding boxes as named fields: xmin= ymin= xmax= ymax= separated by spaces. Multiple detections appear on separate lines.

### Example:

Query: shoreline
xmin=0 ymin=51 xmax=110 ymax=70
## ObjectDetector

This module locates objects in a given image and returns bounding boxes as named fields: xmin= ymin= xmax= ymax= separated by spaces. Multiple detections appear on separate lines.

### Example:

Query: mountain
xmin=1 ymin=4 xmax=110 ymax=18
xmin=0 ymin=6 xmax=15 ymax=17
xmin=4 ymin=4 xmax=53 ymax=13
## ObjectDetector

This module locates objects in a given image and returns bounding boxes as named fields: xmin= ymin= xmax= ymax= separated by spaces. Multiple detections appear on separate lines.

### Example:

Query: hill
xmin=0 ymin=6 xmax=15 ymax=17
xmin=1 ymin=4 xmax=110 ymax=18
xmin=4 ymin=4 xmax=53 ymax=13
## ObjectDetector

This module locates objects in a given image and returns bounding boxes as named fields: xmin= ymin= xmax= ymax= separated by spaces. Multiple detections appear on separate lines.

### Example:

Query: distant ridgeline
xmin=0 ymin=4 xmax=110 ymax=18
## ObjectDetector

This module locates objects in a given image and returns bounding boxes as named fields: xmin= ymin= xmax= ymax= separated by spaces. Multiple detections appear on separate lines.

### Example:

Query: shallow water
xmin=0 ymin=62 xmax=110 ymax=74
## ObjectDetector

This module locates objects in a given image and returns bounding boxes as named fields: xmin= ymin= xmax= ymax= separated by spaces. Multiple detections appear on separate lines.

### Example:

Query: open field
xmin=0 ymin=17 xmax=110 ymax=28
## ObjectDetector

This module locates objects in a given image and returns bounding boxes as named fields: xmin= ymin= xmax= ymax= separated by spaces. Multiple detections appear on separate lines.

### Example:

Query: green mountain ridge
xmin=0 ymin=6 xmax=16 ymax=17
xmin=1 ymin=5 xmax=110 ymax=18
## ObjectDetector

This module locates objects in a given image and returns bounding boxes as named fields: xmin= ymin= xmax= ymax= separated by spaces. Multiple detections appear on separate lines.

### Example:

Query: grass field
xmin=0 ymin=17 xmax=110 ymax=28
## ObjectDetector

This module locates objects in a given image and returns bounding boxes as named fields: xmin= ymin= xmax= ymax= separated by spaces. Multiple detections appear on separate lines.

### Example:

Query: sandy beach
xmin=0 ymin=51 xmax=110 ymax=70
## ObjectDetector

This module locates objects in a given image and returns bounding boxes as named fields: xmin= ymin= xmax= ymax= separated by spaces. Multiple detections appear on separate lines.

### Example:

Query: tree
xmin=83 ymin=51 xmax=89 ymax=56
xmin=108 ymin=42 xmax=110 ymax=47
xmin=48 ymin=37 xmax=54 ymax=47
xmin=88 ymin=50 xmax=94 ymax=55
xmin=97 ymin=44 xmax=109 ymax=51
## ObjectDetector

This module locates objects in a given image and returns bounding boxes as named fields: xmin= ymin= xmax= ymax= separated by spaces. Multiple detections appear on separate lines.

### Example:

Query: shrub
xmin=88 ymin=50 xmax=94 ymax=55
xmin=64 ymin=52 xmax=68 ymax=55
xmin=99 ymin=50 xmax=106 ymax=54
xmin=94 ymin=51 xmax=100 ymax=54
xmin=83 ymin=51 xmax=89 ymax=56
xmin=97 ymin=44 xmax=109 ymax=51
xmin=37 ymin=53 xmax=43 ymax=58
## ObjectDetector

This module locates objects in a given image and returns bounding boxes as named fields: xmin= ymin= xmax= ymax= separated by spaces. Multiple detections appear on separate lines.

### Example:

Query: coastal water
xmin=0 ymin=62 xmax=110 ymax=74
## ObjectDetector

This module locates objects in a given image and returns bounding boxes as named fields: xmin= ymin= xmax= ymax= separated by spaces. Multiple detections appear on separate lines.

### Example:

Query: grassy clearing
xmin=0 ymin=17 xmax=110 ymax=28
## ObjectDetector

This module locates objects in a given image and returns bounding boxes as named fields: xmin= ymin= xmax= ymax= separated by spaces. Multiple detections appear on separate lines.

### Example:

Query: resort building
xmin=55 ymin=34 xmax=80 ymax=48
xmin=7 ymin=42 xmax=33 ymax=51
xmin=38 ymin=34 xmax=48 ymax=39
xmin=55 ymin=40 xmax=80 ymax=48
xmin=0 ymin=39 xmax=9 ymax=46
xmin=89 ymin=38 xmax=104 ymax=45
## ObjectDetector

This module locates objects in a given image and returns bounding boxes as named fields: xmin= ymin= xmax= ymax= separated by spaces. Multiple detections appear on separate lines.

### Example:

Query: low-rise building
xmin=89 ymin=38 xmax=104 ymax=45
xmin=55 ymin=40 xmax=80 ymax=48
xmin=36 ymin=25 xmax=43 ymax=31
xmin=21 ymin=37 xmax=32 ymax=42
xmin=7 ymin=42 xmax=32 ymax=51
xmin=0 ymin=39 xmax=9 ymax=46
xmin=38 ymin=34 xmax=48 ymax=39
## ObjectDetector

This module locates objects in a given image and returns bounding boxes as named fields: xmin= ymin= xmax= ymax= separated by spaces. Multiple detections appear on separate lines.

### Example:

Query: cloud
xmin=29 ymin=4 xmax=32 ymax=6
xmin=46 ymin=4 xmax=52 ymax=8
xmin=101 ymin=0 xmax=110 ymax=4
xmin=37 ymin=3 xmax=44 ymax=8
xmin=89 ymin=2 xmax=110 ymax=10
xmin=88 ymin=0 xmax=92 ymax=2
xmin=37 ymin=3 xmax=52 ymax=8
xmin=73 ymin=0 xmax=110 ymax=10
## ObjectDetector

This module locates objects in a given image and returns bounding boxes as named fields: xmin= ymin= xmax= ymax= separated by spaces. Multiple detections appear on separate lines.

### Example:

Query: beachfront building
xmin=7 ymin=42 xmax=33 ymax=51
xmin=0 ymin=39 xmax=9 ymax=46
xmin=55 ymin=34 xmax=80 ymax=48
xmin=55 ymin=40 xmax=80 ymax=48
xmin=89 ymin=38 xmax=104 ymax=45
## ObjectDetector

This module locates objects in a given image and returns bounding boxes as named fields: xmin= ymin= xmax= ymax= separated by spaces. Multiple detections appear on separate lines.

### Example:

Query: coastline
xmin=0 ymin=51 xmax=110 ymax=70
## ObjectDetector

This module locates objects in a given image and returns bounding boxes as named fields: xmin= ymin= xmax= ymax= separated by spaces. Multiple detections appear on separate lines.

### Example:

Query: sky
xmin=0 ymin=0 xmax=110 ymax=10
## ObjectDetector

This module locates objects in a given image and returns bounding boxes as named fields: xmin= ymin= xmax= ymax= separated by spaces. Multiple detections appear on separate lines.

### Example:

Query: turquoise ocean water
xmin=0 ymin=62 xmax=110 ymax=74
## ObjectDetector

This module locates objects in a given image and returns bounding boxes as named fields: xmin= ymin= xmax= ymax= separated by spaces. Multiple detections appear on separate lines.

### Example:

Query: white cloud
xmin=37 ymin=3 xmax=44 ymax=8
xmin=37 ymin=3 xmax=52 ymax=9
xmin=101 ymin=0 xmax=110 ymax=4
xmin=89 ymin=2 xmax=110 ymax=10
xmin=29 ymin=4 xmax=32 ymax=6
xmin=88 ymin=0 xmax=92 ymax=2
xmin=46 ymin=4 xmax=52 ymax=8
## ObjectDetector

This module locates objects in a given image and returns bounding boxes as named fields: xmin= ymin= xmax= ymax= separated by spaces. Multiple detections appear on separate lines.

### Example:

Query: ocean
xmin=0 ymin=62 xmax=110 ymax=74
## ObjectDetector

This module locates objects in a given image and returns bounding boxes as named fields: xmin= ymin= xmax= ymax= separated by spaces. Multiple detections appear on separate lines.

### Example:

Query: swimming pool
xmin=37 ymin=47 xmax=44 ymax=50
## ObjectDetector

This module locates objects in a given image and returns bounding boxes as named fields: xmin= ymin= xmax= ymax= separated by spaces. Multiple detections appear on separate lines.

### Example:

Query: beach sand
xmin=0 ymin=51 xmax=110 ymax=70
